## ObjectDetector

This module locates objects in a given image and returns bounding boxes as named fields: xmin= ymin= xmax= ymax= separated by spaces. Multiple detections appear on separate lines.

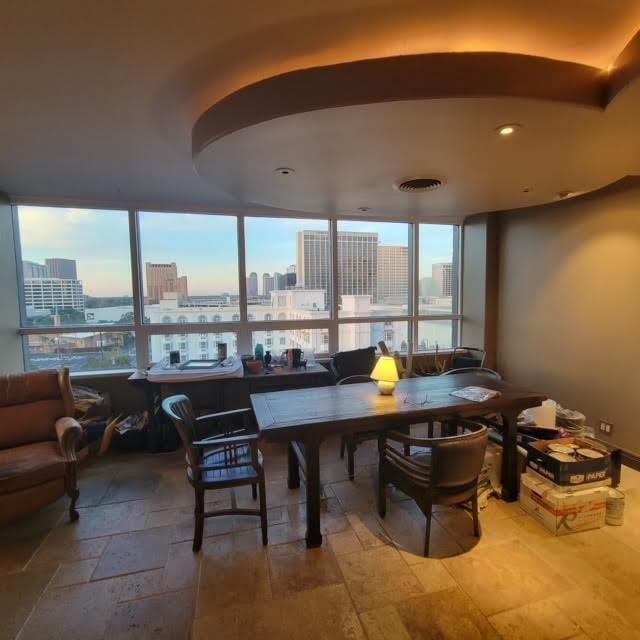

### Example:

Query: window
xmin=244 ymin=217 xmax=330 ymax=319
xmin=416 ymin=320 xmax=458 ymax=351
xmin=148 ymin=332 xmax=237 ymax=363
xmin=16 ymin=206 xmax=461 ymax=373
xmin=339 ymin=322 xmax=408 ymax=353
xmin=337 ymin=220 xmax=409 ymax=318
xmin=252 ymin=328 xmax=329 ymax=355
xmin=23 ymin=331 xmax=136 ymax=372
xmin=16 ymin=206 xmax=133 ymax=328
xmin=419 ymin=224 xmax=459 ymax=315
xmin=139 ymin=212 xmax=239 ymax=324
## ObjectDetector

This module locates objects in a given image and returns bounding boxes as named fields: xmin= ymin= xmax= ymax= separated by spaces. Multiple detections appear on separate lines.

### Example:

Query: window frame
xmin=13 ymin=205 xmax=461 ymax=373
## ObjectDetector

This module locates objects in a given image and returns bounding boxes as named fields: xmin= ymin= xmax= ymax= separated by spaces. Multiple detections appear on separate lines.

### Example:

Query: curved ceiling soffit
xmin=192 ymin=34 xmax=640 ymax=156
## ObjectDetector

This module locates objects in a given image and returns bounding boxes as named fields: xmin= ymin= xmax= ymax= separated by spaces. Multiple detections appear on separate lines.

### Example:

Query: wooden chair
xmin=162 ymin=395 xmax=267 ymax=552
xmin=377 ymin=420 xmax=488 ymax=556
xmin=440 ymin=367 xmax=501 ymax=380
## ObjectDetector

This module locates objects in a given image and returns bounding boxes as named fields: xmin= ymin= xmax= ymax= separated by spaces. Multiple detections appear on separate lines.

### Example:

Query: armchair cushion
xmin=0 ymin=441 xmax=66 ymax=496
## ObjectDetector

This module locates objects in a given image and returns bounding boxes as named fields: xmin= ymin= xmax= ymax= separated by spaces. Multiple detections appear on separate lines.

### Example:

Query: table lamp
xmin=370 ymin=356 xmax=399 ymax=395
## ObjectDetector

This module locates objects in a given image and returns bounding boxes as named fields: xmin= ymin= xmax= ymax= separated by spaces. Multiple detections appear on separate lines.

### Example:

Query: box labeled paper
xmin=520 ymin=473 xmax=607 ymax=535
xmin=526 ymin=437 xmax=610 ymax=486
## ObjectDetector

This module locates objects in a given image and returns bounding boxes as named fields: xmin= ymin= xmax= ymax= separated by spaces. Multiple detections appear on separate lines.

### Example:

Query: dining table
xmin=250 ymin=371 xmax=546 ymax=548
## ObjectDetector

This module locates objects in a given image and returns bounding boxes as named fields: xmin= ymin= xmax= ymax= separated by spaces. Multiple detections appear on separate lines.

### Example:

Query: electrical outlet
xmin=599 ymin=421 xmax=613 ymax=435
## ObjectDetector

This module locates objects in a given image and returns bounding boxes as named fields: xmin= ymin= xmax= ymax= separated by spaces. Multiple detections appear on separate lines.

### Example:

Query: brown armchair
xmin=0 ymin=368 xmax=82 ymax=523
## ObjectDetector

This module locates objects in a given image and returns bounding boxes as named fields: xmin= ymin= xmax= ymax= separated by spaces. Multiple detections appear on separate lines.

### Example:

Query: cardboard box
xmin=526 ymin=437 xmax=610 ymax=487
xmin=526 ymin=466 xmax=610 ymax=494
xmin=520 ymin=473 xmax=607 ymax=535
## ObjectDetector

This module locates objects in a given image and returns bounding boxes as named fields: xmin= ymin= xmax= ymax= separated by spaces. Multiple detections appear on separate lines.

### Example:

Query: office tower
xmin=145 ymin=262 xmax=189 ymax=304
xmin=377 ymin=245 xmax=408 ymax=302
xmin=247 ymin=271 xmax=258 ymax=296
xmin=22 ymin=260 xmax=48 ymax=278
xmin=432 ymin=262 xmax=454 ymax=297
xmin=262 ymin=272 xmax=274 ymax=297
xmin=45 ymin=258 xmax=77 ymax=280
xmin=286 ymin=264 xmax=296 ymax=274
xmin=273 ymin=272 xmax=282 ymax=290
xmin=23 ymin=278 xmax=84 ymax=312
xmin=296 ymin=230 xmax=378 ymax=302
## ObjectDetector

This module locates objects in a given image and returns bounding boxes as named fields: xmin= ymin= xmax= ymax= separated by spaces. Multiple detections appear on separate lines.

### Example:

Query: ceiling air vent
xmin=395 ymin=177 xmax=442 ymax=193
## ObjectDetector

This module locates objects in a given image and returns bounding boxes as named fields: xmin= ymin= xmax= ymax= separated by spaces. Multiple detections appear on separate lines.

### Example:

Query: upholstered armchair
xmin=0 ymin=368 xmax=82 ymax=523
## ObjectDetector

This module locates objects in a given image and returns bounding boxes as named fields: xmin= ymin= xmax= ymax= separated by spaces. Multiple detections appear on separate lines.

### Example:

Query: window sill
xmin=70 ymin=369 xmax=136 ymax=380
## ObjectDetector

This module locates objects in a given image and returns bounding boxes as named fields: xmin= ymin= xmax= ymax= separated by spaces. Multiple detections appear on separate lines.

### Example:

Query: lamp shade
xmin=370 ymin=356 xmax=399 ymax=383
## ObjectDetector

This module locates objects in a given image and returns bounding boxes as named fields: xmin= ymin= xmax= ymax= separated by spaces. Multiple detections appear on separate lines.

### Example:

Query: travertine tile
xmin=18 ymin=578 xmax=123 ymax=640
xmin=346 ymin=512 xmax=391 ymax=549
xmin=0 ymin=564 xmax=56 ymax=640
xmin=268 ymin=545 xmax=342 ymax=597
xmin=442 ymin=540 xmax=571 ymax=616
xmin=100 ymin=470 xmax=161 ymax=505
xmin=70 ymin=499 xmax=150 ymax=539
xmin=359 ymin=605 xmax=412 ymax=640
xmin=552 ymin=588 xmax=640 ymax=640
xmin=328 ymin=529 xmax=363 ymax=555
xmin=107 ymin=588 xmax=194 ymax=639
xmin=488 ymin=598 xmax=581 ymax=640
xmin=409 ymin=559 xmax=457 ymax=593
xmin=28 ymin=533 xmax=109 ymax=567
xmin=337 ymin=544 xmax=424 ymax=612
xmin=193 ymin=584 xmax=365 ymax=640
xmin=331 ymin=475 xmax=378 ymax=511
xmin=162 ymin=540 xmax=201 ymax=592
xmin=396 ymin=587 xmax=499 ymax=639
xmin=92 ymin=526 xmax=172 ymax=580
xmin=49 ymin=557 xmax=99 ymax=588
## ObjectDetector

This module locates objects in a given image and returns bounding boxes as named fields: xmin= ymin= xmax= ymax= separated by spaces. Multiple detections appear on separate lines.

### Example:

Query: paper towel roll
xmin=530 ymin=400 xmax=556 ymax=427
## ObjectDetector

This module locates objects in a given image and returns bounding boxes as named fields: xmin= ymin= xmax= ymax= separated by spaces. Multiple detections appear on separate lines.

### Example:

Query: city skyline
xmin=18 ymin=206 xmax=456 ymax=299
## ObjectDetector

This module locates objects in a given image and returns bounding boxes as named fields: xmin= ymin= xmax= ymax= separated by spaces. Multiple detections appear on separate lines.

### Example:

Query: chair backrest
xmin=331 ymin=347 xmax=376 ymax=381
xmin=432 ymin=422 xmax=488 ymax=490
xmin=336 ymin=375 xmax=373 ymax=386
xmin=451 ymin=346 xmax=486 ymax=370
xmin=161 ymin=395 xmax=200 ymax=471
xmin=440 ymin=367 xmax=501 ymax=380
xmin=0 ymin=368 xmax=74 ymax=449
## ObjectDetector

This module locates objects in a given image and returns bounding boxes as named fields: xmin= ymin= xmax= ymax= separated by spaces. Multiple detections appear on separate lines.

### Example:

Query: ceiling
xmin=1 ymin=0 xmax=640 ymax=221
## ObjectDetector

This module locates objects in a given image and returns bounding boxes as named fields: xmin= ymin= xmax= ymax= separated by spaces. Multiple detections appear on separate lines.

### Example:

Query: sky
xmin=18 ymin=206 xmax=455 ymax=297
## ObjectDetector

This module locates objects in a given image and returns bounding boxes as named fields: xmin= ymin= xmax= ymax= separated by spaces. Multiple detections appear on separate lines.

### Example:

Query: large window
xmin=337 ymin=220 xmax=409 ymax=318
xmin=14 ymin=206 xmax=460 ymax=372
xmin=419 ymin=224 xmax=459 ymax=315
xmin=139 ymin=212 xmax=239 ymax=323
xmin=16 ymin=206 xmax=132 ymax=327
xmin=244 ymin=217 xmax=330 ymax=318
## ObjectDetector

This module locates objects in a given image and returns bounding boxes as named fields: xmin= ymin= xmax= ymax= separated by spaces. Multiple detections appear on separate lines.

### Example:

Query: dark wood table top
xmin=251 ymin=372 xmax=546 ymax=440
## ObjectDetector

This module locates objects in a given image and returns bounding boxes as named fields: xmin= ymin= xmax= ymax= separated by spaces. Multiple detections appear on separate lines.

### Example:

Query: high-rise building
xmin=296 ymin=230 xmax=378 ymax=302
xmin=246 ymin=271 xmax=258 ymax=296
xmin=262 ymin=272 xmax=274 ymax=297
xmin=432 ymin=262 xmax=454 ymax=297
xmin=24 ymin=278 xmax=84 ymax=312
xmin=286 ymin=264 xmax=296 ymax=274
xmin=45 ymin=258 xmax=77 ymax=280
xmin=145 ymin=262 xmax=189 ymax=304
xmin=377 ymin=245 xmax=408 ymax=302
xmin=23 ymin=260 xmax=48 ymax=278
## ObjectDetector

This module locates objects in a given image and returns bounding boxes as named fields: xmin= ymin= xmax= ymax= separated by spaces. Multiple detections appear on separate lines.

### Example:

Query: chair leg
xmin=68 ymin=487 xmax=80 ymax=522
xmin=258 ymin=478 xmax=268 ymax=546
xmin=423 ymin=501 xmax=433 ymax=557
xmin=67 ymin=466 xmax=79 ymax=522
xmin=347 ymin=442 xmax=356 ymax=481
xmin=252 ymin=483 xmax=257 ymax=500
xmin=339 ymin=436 xmax=346 ymax=459
xmin=193 ymin=488 xmax=205 ymax=553
xmin=472 ymin=492 xmax=482 ymax=538
xmin=377 ymin=463 xmax=387 ymax=519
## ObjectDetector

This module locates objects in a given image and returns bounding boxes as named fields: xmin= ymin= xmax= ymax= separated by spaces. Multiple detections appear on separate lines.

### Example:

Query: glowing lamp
xmin=370 ymin=356 xmax=399 ymax=395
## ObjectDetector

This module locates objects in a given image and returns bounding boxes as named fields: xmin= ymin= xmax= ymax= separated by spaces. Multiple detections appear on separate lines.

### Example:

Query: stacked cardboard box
xmin=520 ymin=437 xmax=611 ymax=536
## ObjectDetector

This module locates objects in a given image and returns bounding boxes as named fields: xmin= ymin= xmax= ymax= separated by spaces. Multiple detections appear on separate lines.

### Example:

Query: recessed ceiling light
xmin=496 ymin=123 xmax=521 ymax=137
xmin=275 ymin=167 xmax=295 ymax=176
xmin=357 ymin=206 xmax=370 ymax=212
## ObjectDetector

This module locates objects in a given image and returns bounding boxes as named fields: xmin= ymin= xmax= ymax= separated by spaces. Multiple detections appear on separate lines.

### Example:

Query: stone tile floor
xmin=2 ymin=436 xmax=640 ymax=639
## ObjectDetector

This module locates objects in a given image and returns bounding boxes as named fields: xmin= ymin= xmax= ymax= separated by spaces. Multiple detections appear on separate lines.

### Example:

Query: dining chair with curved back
xmin=377 ymin=420 xmax=488 ymax=556
xmin=162 ymin=395 xmax=267 ymax=552
xmin=440 ymin=367 xmax=502 ymax=380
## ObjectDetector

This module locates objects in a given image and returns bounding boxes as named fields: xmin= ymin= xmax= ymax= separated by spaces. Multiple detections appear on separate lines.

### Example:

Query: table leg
xmin=501 ymin=410 xmax=520 ymax=502
xmin=304 ymin=438 xmax=323 ymax=548
xmin=611 ymin=449 xmax=622 ymax=488
xmin=288 ymin=442 xmax=301 ymax=489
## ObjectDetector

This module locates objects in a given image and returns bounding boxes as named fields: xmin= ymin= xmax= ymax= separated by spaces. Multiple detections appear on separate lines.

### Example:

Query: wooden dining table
xmin=250 ymin=371 xmax=545 ymax=548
